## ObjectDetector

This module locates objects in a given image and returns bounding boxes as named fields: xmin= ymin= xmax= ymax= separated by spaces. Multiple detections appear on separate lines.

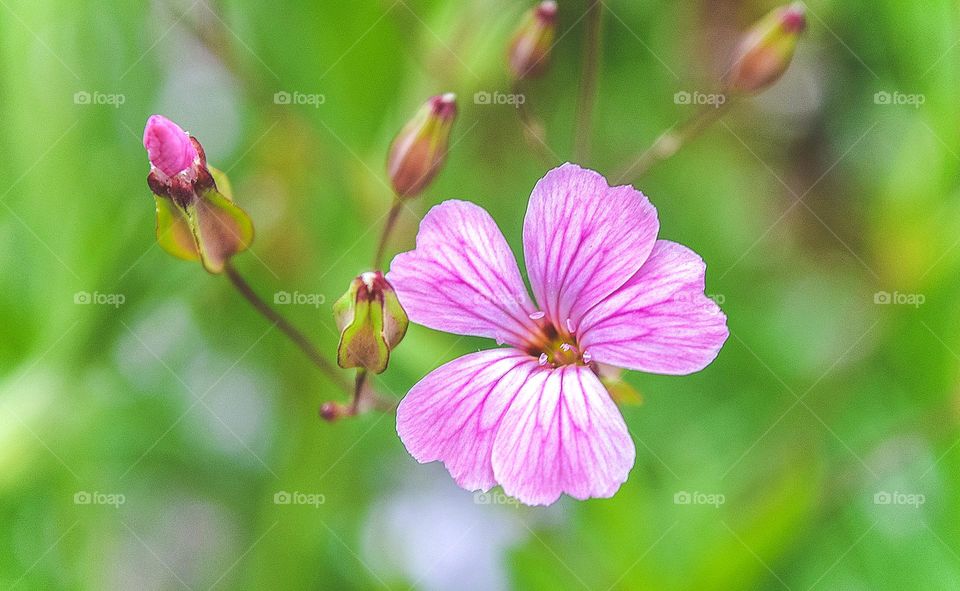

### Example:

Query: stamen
xmin=529 ymin=311 xmax=546 ymax=320
xmin=582 ymin=350 xmax=592 ymax=363
xmin=565 ymin=318 xmax=575 ymax=333
xmin=538 ymin=353 xmax=549 ymax=366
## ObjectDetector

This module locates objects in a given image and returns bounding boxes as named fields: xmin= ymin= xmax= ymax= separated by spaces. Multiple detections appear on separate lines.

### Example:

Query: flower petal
xmin=388 ymin=200 xmax=540 ymax=348
xmin=578 ymin=240 xmax=729 ymax=375
xmin=523 ymin=164 xmax=660 ymax=332
xmin=491 ymin=364 xmax=635 ymax=506
xmin=396 ymin=349 xmax=537 ymax=491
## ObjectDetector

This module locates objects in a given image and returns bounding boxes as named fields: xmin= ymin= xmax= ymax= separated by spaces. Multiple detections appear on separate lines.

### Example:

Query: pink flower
xmin=143 ymin=114 xmax=198 ymax=178
xmin=388 ymin=164 xmax=729 ymax=506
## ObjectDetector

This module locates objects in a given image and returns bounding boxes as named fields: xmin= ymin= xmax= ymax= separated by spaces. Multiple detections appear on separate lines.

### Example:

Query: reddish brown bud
xmin=727 ymin=3 xmax=806 ymax=94
xmin=387 ymin=94 xmax=458 ymax=199
xmin=508 ymin=1 xmax=558 ymax=80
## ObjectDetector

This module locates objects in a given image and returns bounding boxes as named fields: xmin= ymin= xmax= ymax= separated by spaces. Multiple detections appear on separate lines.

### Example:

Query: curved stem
xmin=223 ymin=261 xmax=352 ymax=394
xmin=373 ymin=199 xmax=404 ymax=269
xmin=513 ymin=81 xmax=557 ymax=167
xmin=350 ymin=370 xmax=367 ymax=415
xmin=320 ymin=369 xmax=398 ymax=421
xmin=616 ymin=99 xmax=735 ymax=183
xmin=574 ymin=0 xmax=603 ymax=163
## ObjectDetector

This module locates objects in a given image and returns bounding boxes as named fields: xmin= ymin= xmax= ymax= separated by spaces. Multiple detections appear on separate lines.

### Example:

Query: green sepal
xmin=603 ymin=378 xmax=644 ymax=406
xmin=151 ymin=167 xmax=253 ymax=273
xmin=597 ymin=364 xmax=644 ymax=406
xmin=382 ymin=287 xmax=409 ymax=349
xmin=337 ymin=296 xmax=390 ymax=374
xmin=189 ymin=188 xmax=254 ymax=274
xmin=209 ymin=166 xmax=234 ymax=201
xmin=154 ymin=195 xmax=200 ymax=261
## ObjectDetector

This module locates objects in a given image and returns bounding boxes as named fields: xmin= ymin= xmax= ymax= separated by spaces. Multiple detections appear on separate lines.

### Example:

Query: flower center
xmin=526 ymin=317 xmax=591 ymax=368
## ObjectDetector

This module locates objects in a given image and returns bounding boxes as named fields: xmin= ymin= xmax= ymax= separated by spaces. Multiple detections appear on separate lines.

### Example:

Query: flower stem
xmin=574 ymin=0 xmax=603 ymax=163
xmin=223 ymin=261 xmax=351 ymax=394
xmin=616 ymin=99 xmax=735 ymax=182
xmin=350 ymin=370 xmax=367 ymax=415
xmin=373 ymin=199 xmax=404 ymax=269
xmin=513 ymin=81 xmax=557 ymax=167
xmin=320 ymin=369 xmax=398 ymax=421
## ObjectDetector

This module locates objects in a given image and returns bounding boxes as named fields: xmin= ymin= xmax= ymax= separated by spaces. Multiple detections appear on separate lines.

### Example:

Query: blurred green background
xmin=1 ymin=0 xmax=958 ymax=588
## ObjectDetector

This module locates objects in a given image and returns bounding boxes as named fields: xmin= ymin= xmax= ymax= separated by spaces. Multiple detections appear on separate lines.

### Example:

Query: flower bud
xmin=333 ymin=272 xmax=408 ymax=374
xmin=387 ymin=94 xmax=457 ymax=199
xmin=507 ymin=1 xmax=558 ymax=80
xmin=143 ymin=115 xmax=253 ymax=274
xmin=726 ymin=2 xmax=806 ymax=94
xmin=144 ymin=114 xmax=199 ymax=177
xmin=144 ymin=115 xmax=215 ymax=208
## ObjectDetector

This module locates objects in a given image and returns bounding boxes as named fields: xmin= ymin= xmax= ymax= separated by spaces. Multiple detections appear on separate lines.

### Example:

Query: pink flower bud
xmin=144 ymin=115 xmax=215 ymax=208
xmin=508 ymin=1 xmax=558 ymax=80
xmin=387 ymin=94 xmax=458 ymax=199
xmin=727 ymin=3 xmax=806 ymax=94
xmin=143 ymin=115 xmax=199 ymax=177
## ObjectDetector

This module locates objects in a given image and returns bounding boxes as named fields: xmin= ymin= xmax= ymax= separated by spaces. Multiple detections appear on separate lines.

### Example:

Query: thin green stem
xmin=319 ymin=369 xmax=397 ymax=421
xmin=351 ymin=370 xmax=367 ymax=415
xmin=574 ymin=0 xmax=603 ymax=163
xmin=616 ymin=99 xmax=735 ymax=183
xmin=223 ymin=261 xmax=352 ymax=394
xmin=373 ymin=199 xmax=404 ymax=269
xmin=513 ymin=81 xmax=557 ymax=168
